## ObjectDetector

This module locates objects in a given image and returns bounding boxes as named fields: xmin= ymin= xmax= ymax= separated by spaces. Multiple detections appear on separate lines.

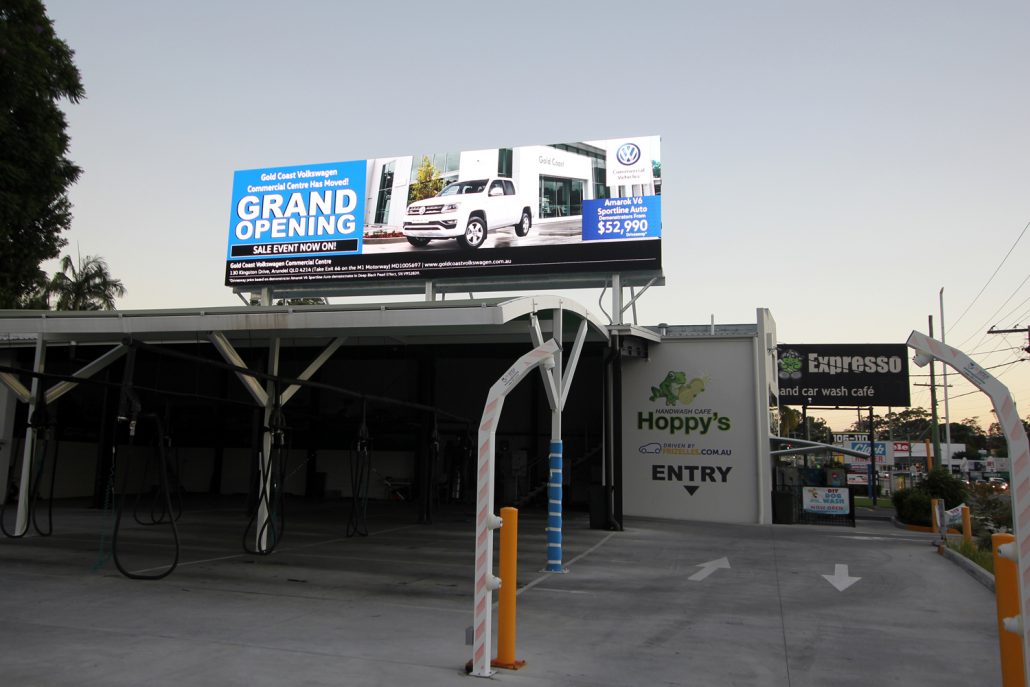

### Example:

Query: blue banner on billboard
xmin=581 ymin=196 xmax=662 ymax=242
xmin=227 ymin=160 xmax=367 ymax=260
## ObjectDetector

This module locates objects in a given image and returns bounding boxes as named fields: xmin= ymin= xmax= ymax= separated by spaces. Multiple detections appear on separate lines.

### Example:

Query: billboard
xmin=225 ymin=136 xmax=661 ymax=289
xmin=776 ymin=344 xmax=910 ymax=407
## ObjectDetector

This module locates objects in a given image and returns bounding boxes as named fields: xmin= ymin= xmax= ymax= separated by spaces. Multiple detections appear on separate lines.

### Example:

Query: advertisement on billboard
xmin=622 ymin=338 xmax=758 ymax=523
xmin=776 ymin=344 xmax=910 ymax=407
xmin=225 ymin=136 xmax=661 ymax=289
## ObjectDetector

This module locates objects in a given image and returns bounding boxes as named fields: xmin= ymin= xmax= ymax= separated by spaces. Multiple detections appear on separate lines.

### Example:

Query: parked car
xmin=403 ymin=178 xmax=532 ymax=249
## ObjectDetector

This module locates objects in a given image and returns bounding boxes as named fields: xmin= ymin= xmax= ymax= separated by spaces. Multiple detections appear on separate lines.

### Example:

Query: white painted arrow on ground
xmin=822 ymin=564 xmax=861 ymax=591
xmin=688 ymin=557 xmax=730 ymax=582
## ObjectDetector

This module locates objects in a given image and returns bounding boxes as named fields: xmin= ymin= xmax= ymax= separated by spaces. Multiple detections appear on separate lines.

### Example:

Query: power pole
xmin=986 ymin=325 xmax=1030 ymax=354
xmin=928 ymin=315 xmax=941 ymax=471
xmin=940 ymin=289 xmax=953 ymax=473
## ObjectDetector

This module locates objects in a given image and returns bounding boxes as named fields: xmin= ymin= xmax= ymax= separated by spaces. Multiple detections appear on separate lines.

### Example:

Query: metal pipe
xmin=493 ymin=506 xmax=525 ymax=670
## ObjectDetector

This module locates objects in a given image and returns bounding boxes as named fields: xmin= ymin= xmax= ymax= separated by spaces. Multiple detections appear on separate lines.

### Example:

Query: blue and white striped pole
xmin=546 ymin=440 xmax=564 ymax=572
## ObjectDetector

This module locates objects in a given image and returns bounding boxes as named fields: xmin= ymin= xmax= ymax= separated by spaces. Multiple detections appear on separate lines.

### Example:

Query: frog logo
xmin=649 ymin=371 xmax=708 ymax=407
xmin=778 ymin=349 xmax=802 ymax=379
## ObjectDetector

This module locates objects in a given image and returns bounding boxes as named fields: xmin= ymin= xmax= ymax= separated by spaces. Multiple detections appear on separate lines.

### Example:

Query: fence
xmin=772 ymin=485 xmax=856 ymax=527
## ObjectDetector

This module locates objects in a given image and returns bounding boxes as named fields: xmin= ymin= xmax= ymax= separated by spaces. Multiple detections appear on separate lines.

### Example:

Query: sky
xmin=41 ymin=0 xmax=1030 ymax=432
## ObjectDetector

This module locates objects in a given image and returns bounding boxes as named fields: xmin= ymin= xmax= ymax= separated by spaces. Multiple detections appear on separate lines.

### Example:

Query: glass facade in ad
xmin=550 ymin=142 xmax=608 ymax=201
xmin=410 ymin=151 xmax=460 ymax=184
xmin=374 ymin=161 xmax=394 ymax=225
xmin=539 ymin=176 xmax=584 ymax=219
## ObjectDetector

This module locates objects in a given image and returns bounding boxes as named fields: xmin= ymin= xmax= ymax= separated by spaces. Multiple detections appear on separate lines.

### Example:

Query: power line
xmin=912 ymin=358 xmax=1027 ymax=402
xmin=957 ymin=272 xmax=1030 ymax=347
xmin=951 ymin=218 xmax=1030 ymax=345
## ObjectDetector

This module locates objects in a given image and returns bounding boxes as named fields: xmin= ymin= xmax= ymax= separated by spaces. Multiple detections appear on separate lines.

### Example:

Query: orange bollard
xmin=993 ymin=533 xmax=1026 ymax=687
xmin=493 ymin=507 xmax=525 ymax=670
xmin=961 ymin=506 xmax=971 ymax=545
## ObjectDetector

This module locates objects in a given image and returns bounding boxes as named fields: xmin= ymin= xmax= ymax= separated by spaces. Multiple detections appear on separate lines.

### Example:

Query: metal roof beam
xmin=0 ymin=372 xmax=31 ymax=404
xmin=45 ymin=344 xmax=127 ymax=405
xmin=560 ymin=318 xmax=588 ymax=410
xmin=529 ymin=314 xmax=558 ymax=410
xmin=209 ymin=331 xmax=267 ymax=406
xmin=280 ymin=337 xmax=346 ymax=407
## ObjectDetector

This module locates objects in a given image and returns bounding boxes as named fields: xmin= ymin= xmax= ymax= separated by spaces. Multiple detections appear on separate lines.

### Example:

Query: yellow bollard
xmin=961 ymin=506 xmax=971 ymax=545
xmin=493 ymin=506 xmax=525 ymax=670
xmin=930 ymin=498 xmax=940 ymax=533
xmin=992 ymin=533 xmax=1026 ymax=687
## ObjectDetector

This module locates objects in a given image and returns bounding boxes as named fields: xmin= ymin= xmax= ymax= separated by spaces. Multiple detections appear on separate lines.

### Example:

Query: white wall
xmin=622 ymin=336 xmax=762 ymax=523
xmin=457 ymin=149 xmax=500 ymax=180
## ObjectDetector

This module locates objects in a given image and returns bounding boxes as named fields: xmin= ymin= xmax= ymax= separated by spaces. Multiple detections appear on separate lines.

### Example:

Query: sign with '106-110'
xmin=776 ymin=343 xmax=910 ymax=407
xmin=225 ymin=136 xmax=662 ymax=290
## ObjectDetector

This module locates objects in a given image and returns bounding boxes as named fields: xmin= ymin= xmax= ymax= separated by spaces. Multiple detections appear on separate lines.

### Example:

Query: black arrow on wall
xmin=683 ymin=485 xmax=699 ymax=496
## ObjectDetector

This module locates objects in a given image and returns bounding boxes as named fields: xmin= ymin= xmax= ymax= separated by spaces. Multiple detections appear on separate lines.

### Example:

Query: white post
xmin=471 ymin=340 xmax=558 ymax=678
xmin=257 ymin=338 xmax=280 ymax=552
xmin=611 ymin=274 xmax=622 ymax=325
xmin=15 ymin=337 xmax=45 ymax=536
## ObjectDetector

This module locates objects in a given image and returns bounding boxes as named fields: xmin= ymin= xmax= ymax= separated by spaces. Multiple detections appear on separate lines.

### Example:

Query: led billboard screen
xmin=225 ymin=136 xmax=661 ymax=288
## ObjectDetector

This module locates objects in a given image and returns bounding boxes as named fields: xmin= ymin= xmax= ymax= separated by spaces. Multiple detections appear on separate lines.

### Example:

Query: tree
xmin=988 ymin=417 xmax=1030 ymax=457
xmin=0 ymin=1 xmax=85 ymax=308
xmin=778 ymin=406 xmax=801 ymax=437
xmin=851 ymin=407 xmax=932 ymax=440
xmin=407 ymin=156 xmax=444 ymax=203
xmin=777 ymin=406 xmax=832 ymax=442
xmin=49 ymin=254 xmax=126 ymax=310
xmin=248 ymin=296 xmax=329 ymax=306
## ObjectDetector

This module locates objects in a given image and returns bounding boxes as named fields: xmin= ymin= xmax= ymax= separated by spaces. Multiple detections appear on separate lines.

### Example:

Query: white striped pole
xmin=908 ymin=331 xmax=1030 ymax=684
xmin=470 ymin=341 xmax=558 ymax=678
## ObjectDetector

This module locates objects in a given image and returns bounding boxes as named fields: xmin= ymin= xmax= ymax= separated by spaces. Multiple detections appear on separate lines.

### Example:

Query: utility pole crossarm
xmin=987 ymin=325 xmax=1030 ymax=356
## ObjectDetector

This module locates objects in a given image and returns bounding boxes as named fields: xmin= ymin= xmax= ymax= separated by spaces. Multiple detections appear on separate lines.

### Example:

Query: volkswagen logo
xmin=616 ymin=143 xmax=641 ymax=166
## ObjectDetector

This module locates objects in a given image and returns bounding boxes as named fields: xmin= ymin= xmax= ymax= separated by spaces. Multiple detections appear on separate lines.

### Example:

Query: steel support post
xmin=15 ymin=337 xmax=45 ymax=536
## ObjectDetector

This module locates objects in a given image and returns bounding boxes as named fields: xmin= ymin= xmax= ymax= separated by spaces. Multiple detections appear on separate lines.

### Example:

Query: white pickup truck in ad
xmin=402 ymin=178 xmax=533 ymax=249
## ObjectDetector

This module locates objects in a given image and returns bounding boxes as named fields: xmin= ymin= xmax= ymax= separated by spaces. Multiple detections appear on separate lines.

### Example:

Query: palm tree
xmin=49 ymin=254 xmax=126 ymax=310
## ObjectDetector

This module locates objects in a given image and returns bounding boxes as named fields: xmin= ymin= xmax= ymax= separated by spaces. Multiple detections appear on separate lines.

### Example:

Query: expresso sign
xmin=777 ymin=344 xmax=910 ymax=407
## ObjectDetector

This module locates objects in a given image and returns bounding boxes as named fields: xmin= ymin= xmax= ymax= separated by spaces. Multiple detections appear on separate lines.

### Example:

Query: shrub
xmin=892 ymin=488 xmax=932 ymax=526
xmin=920 ymin=468 xmax=968 ymax=507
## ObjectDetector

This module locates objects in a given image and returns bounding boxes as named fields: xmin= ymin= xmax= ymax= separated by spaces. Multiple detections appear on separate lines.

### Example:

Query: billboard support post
xmin=611 ymin=274 xmax=622 ymax=325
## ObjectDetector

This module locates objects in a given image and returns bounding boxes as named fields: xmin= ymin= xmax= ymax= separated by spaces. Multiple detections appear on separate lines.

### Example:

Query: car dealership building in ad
xmin=363 ymin=138 xmax=661 ymax=232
